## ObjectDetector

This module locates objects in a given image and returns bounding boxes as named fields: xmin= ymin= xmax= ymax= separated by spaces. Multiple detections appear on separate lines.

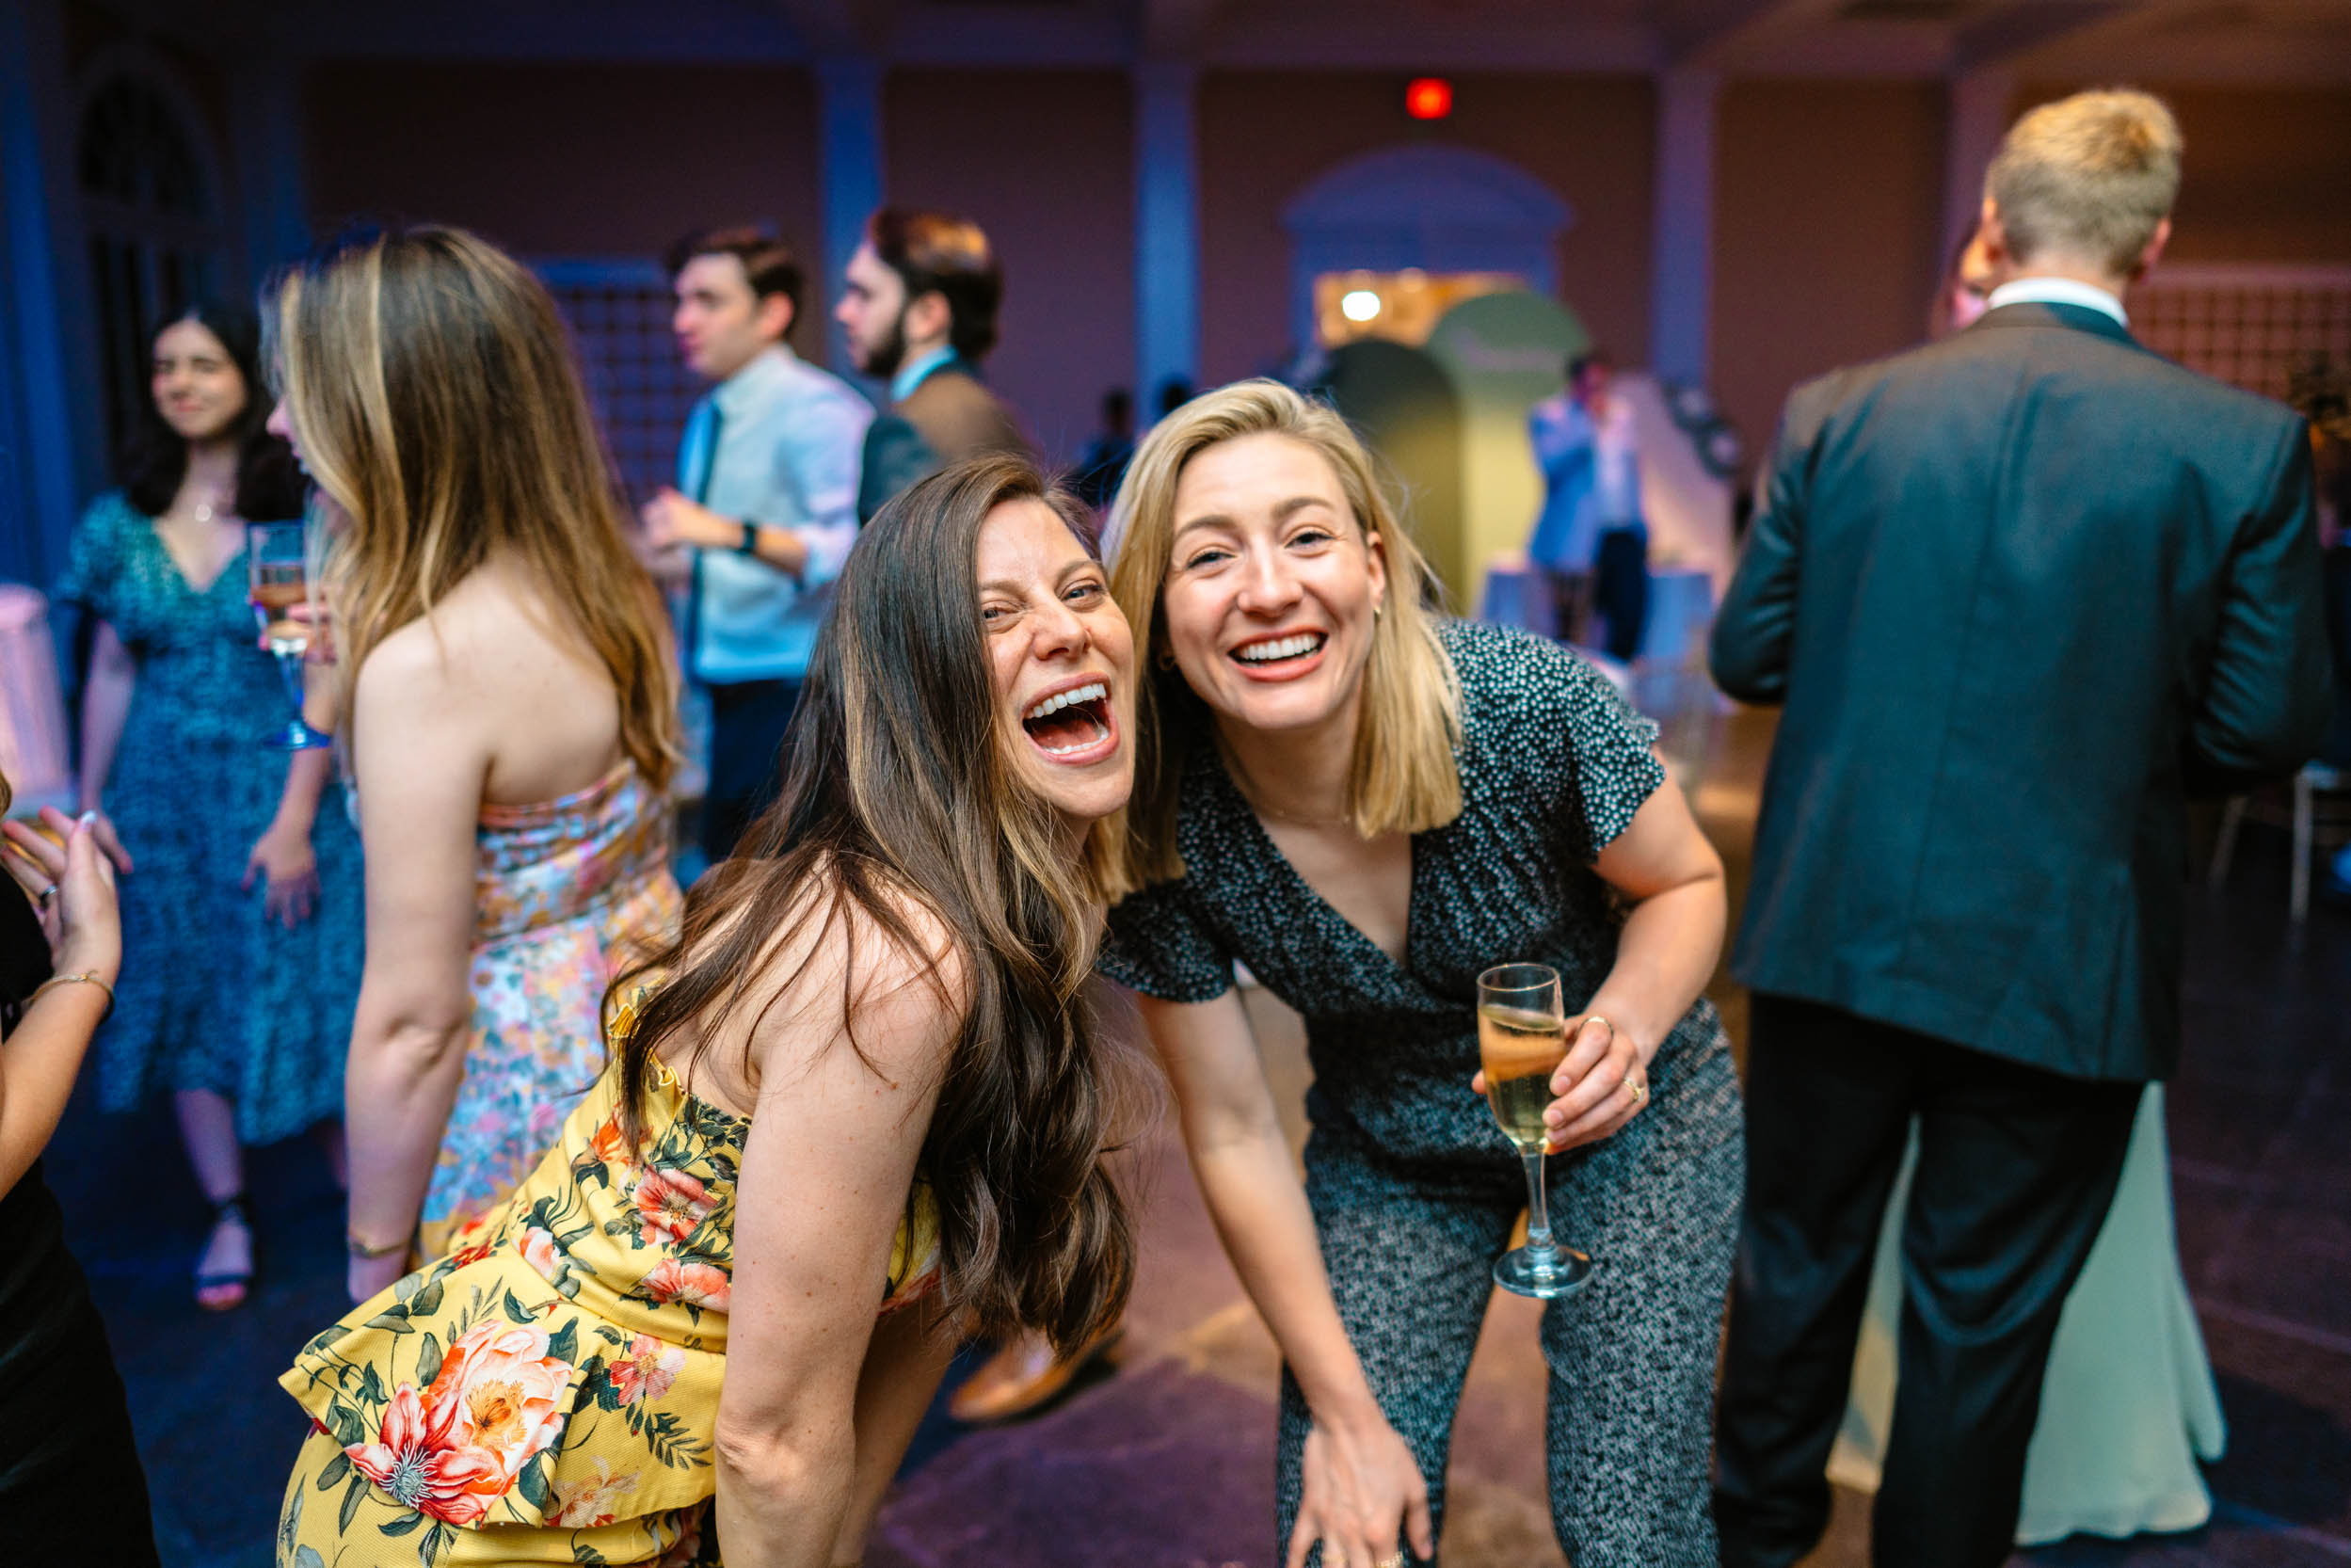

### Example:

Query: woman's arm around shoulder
xmin=712 ymin=891 xmax=968 ymax=1568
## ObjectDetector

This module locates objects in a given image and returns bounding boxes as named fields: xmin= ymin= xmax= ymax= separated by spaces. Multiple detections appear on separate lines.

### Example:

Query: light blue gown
xmin=1829 ymin=1085 xmax=2225 ymax=1544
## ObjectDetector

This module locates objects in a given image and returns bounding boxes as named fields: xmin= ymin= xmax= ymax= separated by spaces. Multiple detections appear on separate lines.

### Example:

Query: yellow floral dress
xmin=278 ymin=994 xmax=940 ymax=1567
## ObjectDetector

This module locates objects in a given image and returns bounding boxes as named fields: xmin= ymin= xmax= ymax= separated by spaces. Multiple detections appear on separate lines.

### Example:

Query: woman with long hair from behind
xmin=265 ymin=225 xmax=686 ymax=1302
xmin=274 ymin=457 xmax=1140 ymax=1567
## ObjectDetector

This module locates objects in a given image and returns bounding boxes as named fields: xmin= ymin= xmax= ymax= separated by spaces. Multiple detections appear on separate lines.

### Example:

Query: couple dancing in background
xmin=1713 ymin=88 xmax=2331 ymax=1567
xmin=263 ymin=221 xmax=1742 ymax=1564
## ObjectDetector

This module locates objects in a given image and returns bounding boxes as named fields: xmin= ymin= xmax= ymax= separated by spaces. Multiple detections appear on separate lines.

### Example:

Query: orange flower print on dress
xmin=607 ymin=1332 xmax=685 ymax=1407
xmin=549 ymin=1455 xmax=640 ymax=1528
xmin=633 ymin=1166 xmax=715 ymax=1247
xmin=520 ymin=1226 xmax=565 ymax=1287
xmin=637 ymin=1257 xmax=731 ymax=1313
xmin=586 ymin=1109 xmax=631 ymax=1170
xmin=344 ymin=1321 xmax=574 ymax=1526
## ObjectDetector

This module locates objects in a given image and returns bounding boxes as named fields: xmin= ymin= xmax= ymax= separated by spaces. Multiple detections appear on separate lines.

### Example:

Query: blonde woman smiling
xmin=1096 ymin=381 xmax=1743 ymax=1568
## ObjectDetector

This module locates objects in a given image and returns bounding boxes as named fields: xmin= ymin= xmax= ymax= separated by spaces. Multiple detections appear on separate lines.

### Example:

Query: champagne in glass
xmin=1477 ymin=963 xmax=1592 ymax=1299
xmin=248 ymin=520 xmax=333 ymax=750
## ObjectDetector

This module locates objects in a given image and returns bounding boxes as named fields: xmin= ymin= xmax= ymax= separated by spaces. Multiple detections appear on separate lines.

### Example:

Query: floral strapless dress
xmin=419 ymin=764 xmax=682 ymax=1257
xmin=278 ymin=993 xmax=941 ymax=1566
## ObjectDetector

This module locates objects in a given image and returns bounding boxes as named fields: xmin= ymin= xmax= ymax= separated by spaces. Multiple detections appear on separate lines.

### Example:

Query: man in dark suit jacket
xmin=836 ymin=207 xmax=1032 ymax=522
xmin=1709 ymin=89 xmax=2330 ymax=1568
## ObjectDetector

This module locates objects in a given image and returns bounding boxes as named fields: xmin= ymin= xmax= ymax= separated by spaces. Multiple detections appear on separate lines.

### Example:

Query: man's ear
xmin=2131 ymin=216 xmax=2173 ymax=284
xmin=1977 ymin=198 xmax=2013 ymax=267
xmin=904 ymin=289 xmax=952 ymax=350
xmin=757 ymin=292 xmax=795 ymax=344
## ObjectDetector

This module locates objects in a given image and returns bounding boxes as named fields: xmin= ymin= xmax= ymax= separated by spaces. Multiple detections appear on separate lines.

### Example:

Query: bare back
xmin=393 ymin=556 xmax=632 ymax=808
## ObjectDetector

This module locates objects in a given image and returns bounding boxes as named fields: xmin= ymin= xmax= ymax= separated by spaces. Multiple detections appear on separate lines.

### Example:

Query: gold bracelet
xmin=29 ymin=971 xmax=114 ymax=1024
xmin=346 ymin=1229 xmax=409 ymax=1261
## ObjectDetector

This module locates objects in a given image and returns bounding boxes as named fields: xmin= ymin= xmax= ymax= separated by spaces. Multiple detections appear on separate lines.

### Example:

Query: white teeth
xmin=1235 ymin=633 xmax=1324 ymax=664
xmin=1023 ymin=680 xmax=1107 ymax=724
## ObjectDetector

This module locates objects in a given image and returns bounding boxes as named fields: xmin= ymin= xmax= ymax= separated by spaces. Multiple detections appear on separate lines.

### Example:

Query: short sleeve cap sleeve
xmin=1448 ymin=621 xmax=1664 ymax=864
xmin=1099 ymin=879 xmax=1234 ymax=1003
xmin=1556 ymin=653 xmax=1667 ymax=859
xmin=56 ymin=493 xmax=133 ymax=624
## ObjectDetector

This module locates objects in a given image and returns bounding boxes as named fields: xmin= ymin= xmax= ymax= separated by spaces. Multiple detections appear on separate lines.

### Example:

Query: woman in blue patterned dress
xmin=60 ymin=301 xmax=363 ymax=1311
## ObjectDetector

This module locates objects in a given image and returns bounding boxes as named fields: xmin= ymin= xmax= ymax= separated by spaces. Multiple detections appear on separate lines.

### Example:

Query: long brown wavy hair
xmin=267 ymin=225 xmax=679 ymax=786
xmin=616 ymin=457 xmax=1136 ymax=1352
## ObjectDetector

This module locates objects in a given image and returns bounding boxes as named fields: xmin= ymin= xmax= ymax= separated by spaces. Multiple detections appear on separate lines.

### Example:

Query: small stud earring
xmin=1156 ymin=647 xmax=1177 ymax=670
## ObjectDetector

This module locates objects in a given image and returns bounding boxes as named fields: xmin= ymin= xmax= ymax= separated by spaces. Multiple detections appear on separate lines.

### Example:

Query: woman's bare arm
xmin=1138 ymin=987 xmax=1433 ymax=1568
xmin=712 ymin=910 xmax=963 ymax=1568
xmin=341 ymin=626 xmax=488 ymax=1295
xmin=75 ymin=620 xmax=135 ymax=812
xmin=1534 ymin=751 xmax=1727 ymax=1150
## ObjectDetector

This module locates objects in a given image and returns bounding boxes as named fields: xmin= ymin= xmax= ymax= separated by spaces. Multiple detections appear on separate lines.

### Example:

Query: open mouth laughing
xmin=1019 ymin=677 xmax=1118 ymax=762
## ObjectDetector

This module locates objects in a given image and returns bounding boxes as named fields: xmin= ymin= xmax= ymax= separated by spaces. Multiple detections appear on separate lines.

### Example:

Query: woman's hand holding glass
xmin=1540 ymin=1013 xmax=1650 ymax=1152
xmin=1468 ymin=1012 xmax=1651 ymax=1154
xmin=1288 ymin=1412 xmax=1433 ymax=1568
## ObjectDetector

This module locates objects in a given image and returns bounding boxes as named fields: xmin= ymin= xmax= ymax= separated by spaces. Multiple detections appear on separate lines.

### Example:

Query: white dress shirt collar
xmin=1987 ymin=277 xmax=2128 ymax=328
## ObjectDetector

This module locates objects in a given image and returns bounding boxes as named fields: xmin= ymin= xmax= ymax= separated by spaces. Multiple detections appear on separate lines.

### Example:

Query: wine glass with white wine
xmin=1478 ymin=962 xmax=1592 ymax=1298
xmin=248 ymin=520 xmax=332 ymax=750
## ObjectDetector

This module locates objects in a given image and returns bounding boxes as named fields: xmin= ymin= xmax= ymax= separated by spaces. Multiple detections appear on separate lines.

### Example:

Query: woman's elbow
xmin=349 ymin=1001 xmax=471 ymax=1080
xmin=713 ymin=1416 xmax=852 ymax=1504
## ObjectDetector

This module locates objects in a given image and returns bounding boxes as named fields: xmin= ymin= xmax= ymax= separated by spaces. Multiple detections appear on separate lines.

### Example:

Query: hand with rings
xmin=1538 ymin=1013 xmax=1652 ymax=1153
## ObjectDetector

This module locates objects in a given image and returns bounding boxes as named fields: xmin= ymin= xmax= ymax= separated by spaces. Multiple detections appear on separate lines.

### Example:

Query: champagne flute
xmin=248 ymin=520 xmax=332 ymax=750
xmin=1478 ymin=962 xmax=1592 ymax=1299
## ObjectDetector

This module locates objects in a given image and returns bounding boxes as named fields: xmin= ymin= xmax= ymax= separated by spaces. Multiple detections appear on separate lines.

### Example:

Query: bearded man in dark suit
xmin=836 ymin=207 xmax=1033 ymax=523
xmin=1710 ymin=88 xmax=2331 ymax=1568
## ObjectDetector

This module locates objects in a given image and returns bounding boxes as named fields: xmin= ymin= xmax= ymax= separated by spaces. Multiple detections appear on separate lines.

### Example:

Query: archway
xmin=1281 ymin=144 xmax=1573 ymax=359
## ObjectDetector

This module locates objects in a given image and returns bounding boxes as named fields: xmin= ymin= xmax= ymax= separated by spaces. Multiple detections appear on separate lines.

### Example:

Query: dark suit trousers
xmin=1714 ymin=994 xmax=2139 ymax=1568
xmin=1592 ymin=524 xmax=1649 ymax=662
xmin=699 ymin=677 xmax=800 ymax=862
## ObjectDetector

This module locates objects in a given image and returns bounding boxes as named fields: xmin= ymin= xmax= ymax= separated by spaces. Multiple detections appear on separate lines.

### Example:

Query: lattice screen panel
xmin=2134 ymin=265 xmax=2351 ymax=407
xmin=536 ymin=260 xmax=701 ymax=504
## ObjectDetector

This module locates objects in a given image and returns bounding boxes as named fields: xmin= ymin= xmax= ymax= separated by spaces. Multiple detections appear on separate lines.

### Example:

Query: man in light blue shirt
xmin=1527 ymin=347 xmax=1649 ymax=660
xmin=642 ymin=228 xmax=872 ymax=860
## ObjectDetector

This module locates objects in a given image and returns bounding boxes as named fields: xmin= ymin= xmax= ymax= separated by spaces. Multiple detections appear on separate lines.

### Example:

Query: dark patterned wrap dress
xmin=1100 ymin=619 xmax=1746 ymax=1567
xmin=58 ymin=492 xmax=363 ymax=1144
xmin=0 ymin=873 xmax=162 ymax=1564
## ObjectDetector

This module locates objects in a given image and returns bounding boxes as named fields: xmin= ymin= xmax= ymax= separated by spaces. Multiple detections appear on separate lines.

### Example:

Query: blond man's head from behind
xmin=1983 ymin=88 xmax=2182 ymax=283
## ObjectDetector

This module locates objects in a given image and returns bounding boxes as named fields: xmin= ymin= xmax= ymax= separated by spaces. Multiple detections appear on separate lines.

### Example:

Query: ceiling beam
xmin=1138 ymin=0 xmax=1224 ymax=56
xmin=771 ymin=0 xmax=892 ymax=56
xmin=1658 ymin=0 xmax=1852 ymax=67
xmin=1953 ymin=1 xmax=2142 ymax=70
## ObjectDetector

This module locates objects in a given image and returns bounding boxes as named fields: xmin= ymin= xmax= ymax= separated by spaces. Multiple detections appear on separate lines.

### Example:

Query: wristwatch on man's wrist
xmin=735 ymin=520 xmax=760 ymax=554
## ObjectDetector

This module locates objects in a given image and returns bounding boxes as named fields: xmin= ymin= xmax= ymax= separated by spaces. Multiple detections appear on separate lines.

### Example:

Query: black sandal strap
xmin=209 ymin=1194 xmax=251 ymax=1230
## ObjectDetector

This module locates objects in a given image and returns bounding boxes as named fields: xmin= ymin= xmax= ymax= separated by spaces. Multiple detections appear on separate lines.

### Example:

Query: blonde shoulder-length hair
xmin=1092 ymin=379 xmax=1462 ymax=901
xmin=270 ymin=225 xmax=680 ymax=789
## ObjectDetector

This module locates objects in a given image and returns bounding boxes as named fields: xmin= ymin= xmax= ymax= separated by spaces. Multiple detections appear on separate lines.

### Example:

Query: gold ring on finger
xmin=1624 ymin=1074 xmax=1647 ymax=1104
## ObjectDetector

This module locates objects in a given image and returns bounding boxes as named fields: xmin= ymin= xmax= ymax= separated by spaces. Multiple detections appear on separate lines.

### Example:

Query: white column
xmin=232 ymin=55 xmax=312 ymax=289
xmin=1940 ymin=69 xmax=2014 ymax=265
xmin=816 ymin=56 xmax=885 ymax=383
xmin=0 ymin=0 xmax=96 ymax=584
xmin=1133 ymin=60 xmax=1199 ymax=408
xmin=1647 ymin=67 xmax=1718 ymax=390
